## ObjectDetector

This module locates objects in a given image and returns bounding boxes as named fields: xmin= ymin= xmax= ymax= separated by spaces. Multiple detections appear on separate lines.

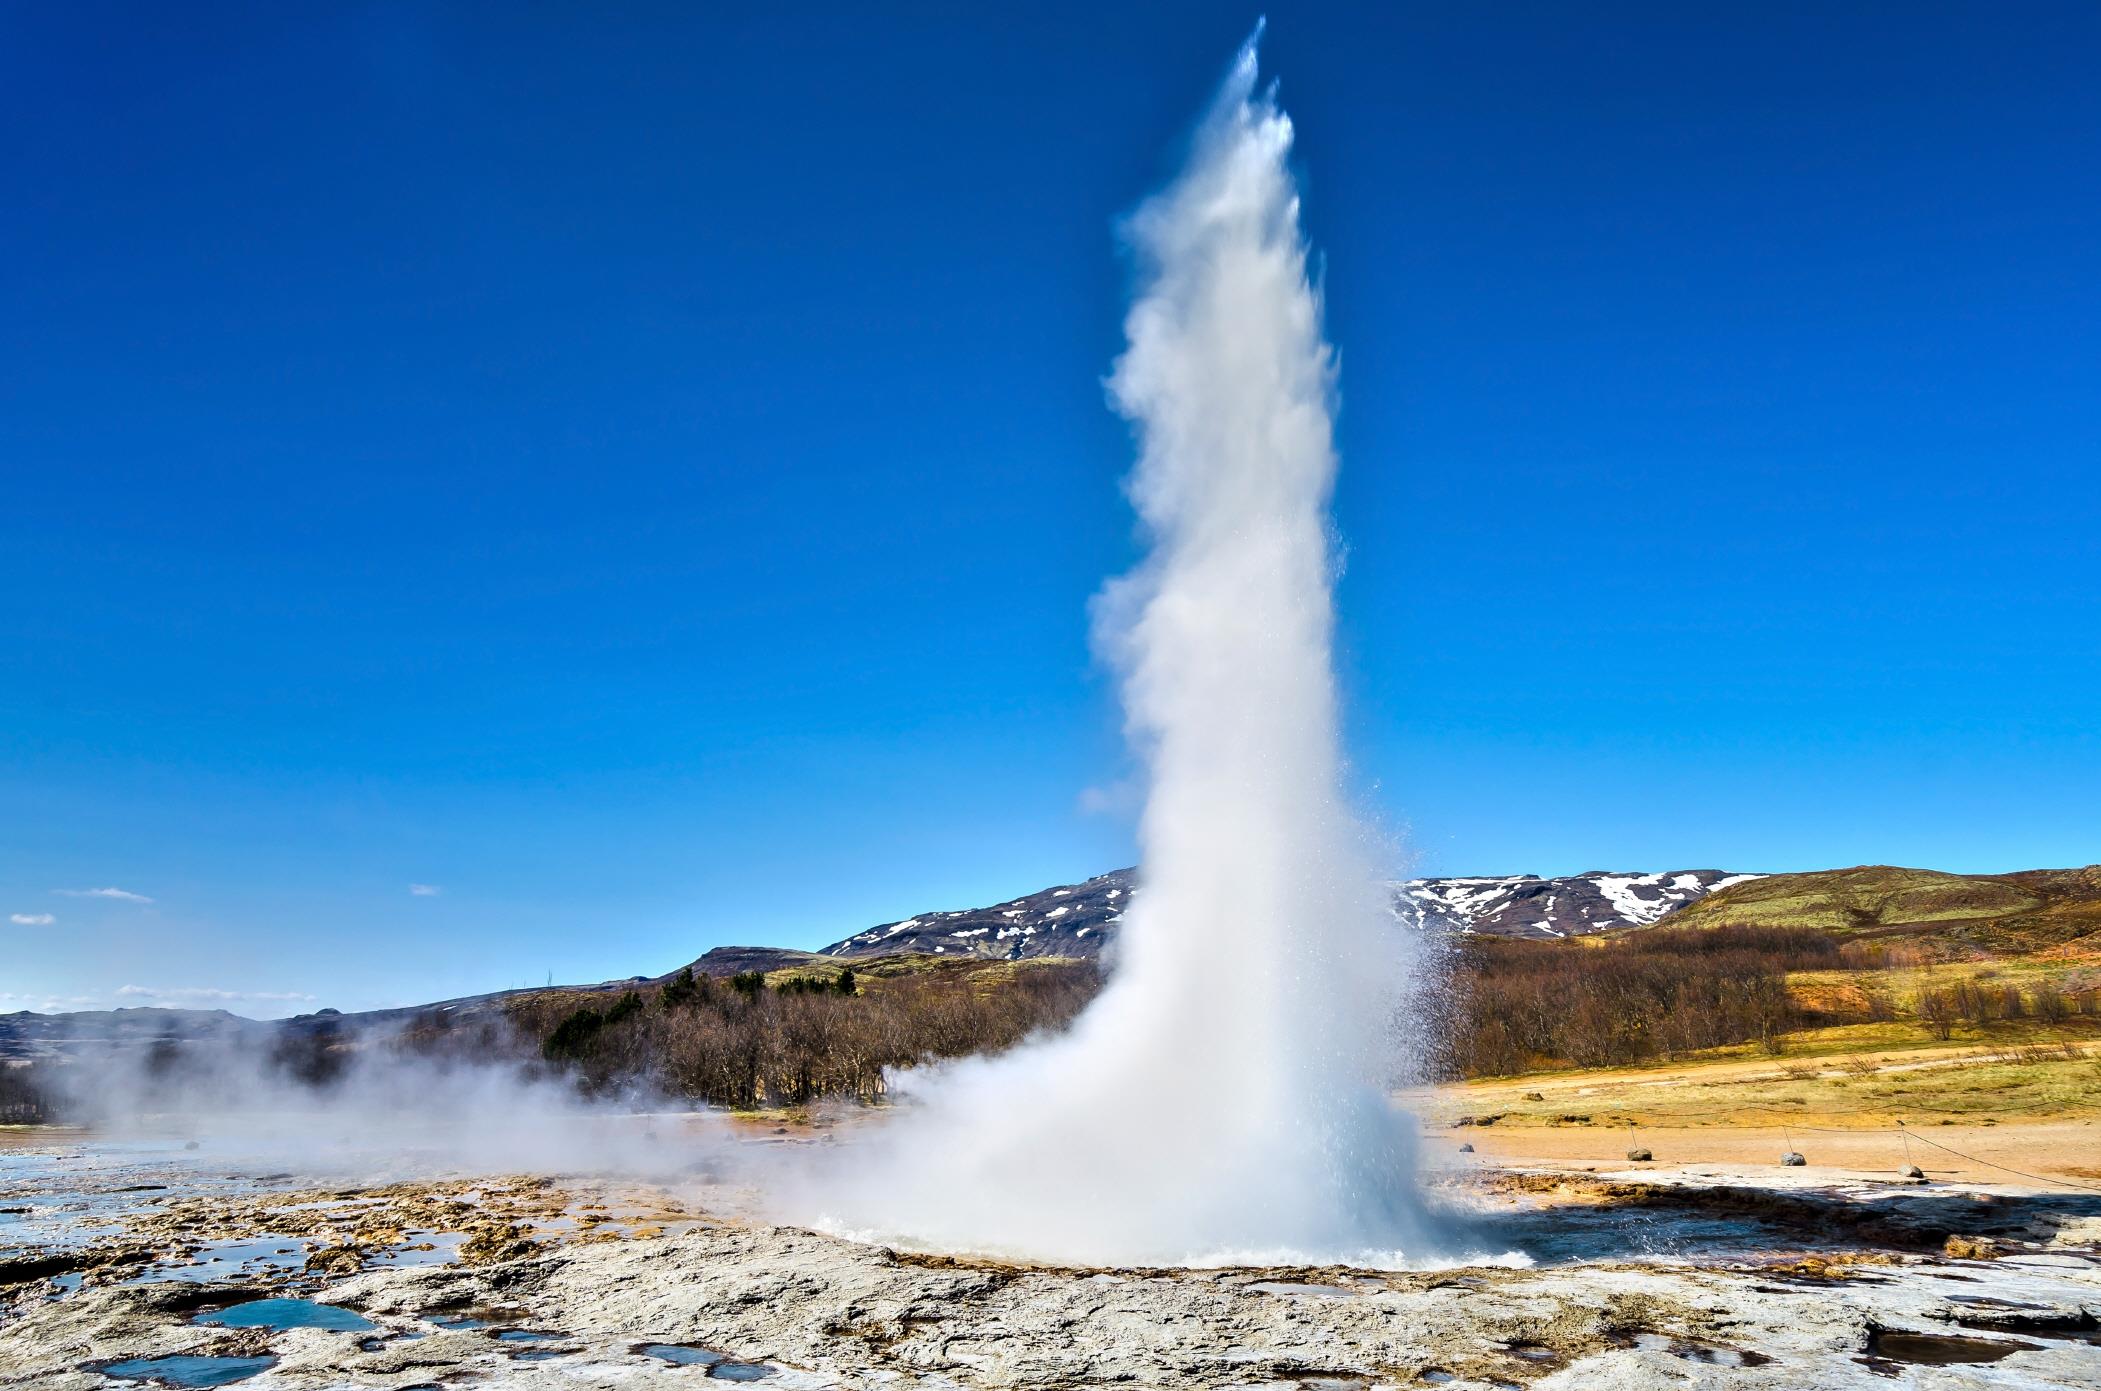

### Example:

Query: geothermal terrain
xmin=3 ymin=862 xmax=2100 ymax=1388
xmin=3 ymin=1128 xmax=2099 ymax=1390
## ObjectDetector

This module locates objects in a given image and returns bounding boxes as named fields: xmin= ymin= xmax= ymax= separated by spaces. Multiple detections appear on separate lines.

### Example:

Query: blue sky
xmin=5 ymin=4 xmax=2097 ymax=1016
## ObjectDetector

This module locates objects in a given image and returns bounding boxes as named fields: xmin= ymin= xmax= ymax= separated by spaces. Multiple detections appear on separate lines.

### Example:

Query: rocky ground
xmin=3 ymin=1132 xmax=2099 ymax=1389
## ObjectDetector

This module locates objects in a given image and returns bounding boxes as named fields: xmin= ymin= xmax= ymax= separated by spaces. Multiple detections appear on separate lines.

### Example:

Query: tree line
xmin=496 ymin=960 xmax=1098 ymax=1108
xmin=1435 ymin=925 xmax=1833 ymax=1077
xmin=11 ymin=929 xmax=2097 ymax=1122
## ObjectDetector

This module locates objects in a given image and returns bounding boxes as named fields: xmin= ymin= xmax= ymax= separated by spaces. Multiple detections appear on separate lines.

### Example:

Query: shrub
xmin=659 ymin=967 xmax=708 ymax=1010
xmin=542 ymin=1004 xmax=608 ymax=1061
xmin=1917 ymin=988 xmax=1958 ymax=1041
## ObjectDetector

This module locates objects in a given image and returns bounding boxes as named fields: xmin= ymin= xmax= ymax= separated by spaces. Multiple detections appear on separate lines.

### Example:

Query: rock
xmin=1780 ymin=1152 xmax=1806 ymax=1167
xmin=0 ymin=1253 xmax=79 ymax=1286
xmin=1523 ymin=1092 xmax=1544 ymax=1101
xmin=460 ymin=1222 xmax=540 ymax=1265
xmin=304 ymin=1245 xmax=365 ymax=1276
xmin=1456 ymin=1143 xmax=1474 ymax=1154
xmin=1626 ymin=1148 xmax=1653 ymax=1162
xmin=1944 ymin=1234 xmax=2003 ymax=1259
xmin=1903 ymin=1165 xmax=1925 ymax=1179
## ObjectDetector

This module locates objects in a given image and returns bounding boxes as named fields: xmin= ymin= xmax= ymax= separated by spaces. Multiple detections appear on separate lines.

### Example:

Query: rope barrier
xmin=1886 ymin=1126 xmax=2101 ymax=1196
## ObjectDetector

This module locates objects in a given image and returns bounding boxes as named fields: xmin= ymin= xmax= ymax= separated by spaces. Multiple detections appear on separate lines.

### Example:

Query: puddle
xmin=1950 ymin=1314 xmax=2101 ymax=1346
xmin=495 ymin=1327 xmax=564 ymax=1343
xmin=132 ymin=1236 xmax=309 ymax=1284
xmin=511 ymin=1348 xmax=568 ymax=1361
xmin=711 ymin=1363 xmax=776 ymax=1382
xmin=1502 ymin=1344 xmax=1556 ymax=1363
xmin=364 ymin=1230 xmax=464 ymax=1269
xmin=1864 ymin=1329 xmax=2039 ymax=1365
xmin=1419 ymin=1374 xmax=1454 ymax=1386
xmin=195 ymin=1297 xmax=375 ymax=1332
xmin=99 ymin=1355 xmax=279 ymax=1387
xmin=640 ymin=1344 xmax=726 ymax=1367
xmin=1246 ymin=1280 xmax=1358 ymax=1298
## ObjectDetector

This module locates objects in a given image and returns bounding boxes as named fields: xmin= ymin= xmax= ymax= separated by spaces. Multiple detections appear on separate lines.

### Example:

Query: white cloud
xmin=9 ymin=912 xmax=55 ymax=926
xmin=408 ymin=883 xmax=442 ymax=896
xmin=54 ymin=886 xmax=153 ymax=903
xmin=0 ymin=991 xmax=98 ymax=1013
xmin=115 ymin=985 xmax=317 ymax=1005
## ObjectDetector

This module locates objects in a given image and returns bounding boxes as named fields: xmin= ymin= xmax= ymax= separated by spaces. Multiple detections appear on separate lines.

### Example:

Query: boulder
xmin=1780 ymin=1152 xmax=1806 ymax=1167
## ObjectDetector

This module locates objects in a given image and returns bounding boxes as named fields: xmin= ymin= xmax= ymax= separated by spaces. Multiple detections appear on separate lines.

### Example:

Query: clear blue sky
xmin=5 ymin=4 xmax=2096 ymax=1016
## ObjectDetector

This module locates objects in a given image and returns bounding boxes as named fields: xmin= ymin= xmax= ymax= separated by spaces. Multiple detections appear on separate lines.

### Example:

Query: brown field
xmin=1424 ymin=1030 xmax=2101 ymax=1192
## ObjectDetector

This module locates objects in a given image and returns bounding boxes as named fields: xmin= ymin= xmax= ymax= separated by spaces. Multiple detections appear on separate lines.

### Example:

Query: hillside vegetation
xmin=486 ymin=954 xmax=1099 ymax=1109
xmin=487 ymin=866 xmax=2101 ymax=1107
xmin=1669 ymin=863 xmax=2101 ymax=955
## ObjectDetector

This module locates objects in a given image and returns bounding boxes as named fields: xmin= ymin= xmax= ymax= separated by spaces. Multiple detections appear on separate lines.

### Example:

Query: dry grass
xmin=1435 ymin=1025 xmax=2101 ymax=1129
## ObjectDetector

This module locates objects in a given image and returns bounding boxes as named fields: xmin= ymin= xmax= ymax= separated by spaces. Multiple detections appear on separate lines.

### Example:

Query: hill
xmin=11 ymin=862 xmax=2096 ymax=1079
xmin=0 ymin=1007 xmax=269 ymax=1063
xmin=820 ymin=866 xmax=1764 ymax=958
xmin=1663 ymin=864 xmax=2101 ymax=955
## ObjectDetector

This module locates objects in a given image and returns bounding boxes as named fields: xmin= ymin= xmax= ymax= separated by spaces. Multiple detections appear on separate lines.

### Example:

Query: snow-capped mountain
xmin=1391 ymin=870 xmax=1765 ymax=938
xmin=821 ymin=867 xmax=1765 ymax=959
xmin=823 ymin=871 xmax=1139 ymax=959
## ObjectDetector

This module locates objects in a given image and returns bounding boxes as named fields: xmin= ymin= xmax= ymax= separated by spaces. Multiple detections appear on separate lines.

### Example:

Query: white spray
xmin=789 ymin=34 xmax=1447 ymax=1267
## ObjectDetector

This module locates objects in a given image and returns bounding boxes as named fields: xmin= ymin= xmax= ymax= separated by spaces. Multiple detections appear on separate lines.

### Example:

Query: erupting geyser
xmin=793 ymin=32 xmax=1447 ymax=1267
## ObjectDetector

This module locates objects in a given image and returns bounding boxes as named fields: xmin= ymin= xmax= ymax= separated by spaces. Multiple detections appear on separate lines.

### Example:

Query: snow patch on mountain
xmin=823 ymin=868 xmax=1765 ymax=959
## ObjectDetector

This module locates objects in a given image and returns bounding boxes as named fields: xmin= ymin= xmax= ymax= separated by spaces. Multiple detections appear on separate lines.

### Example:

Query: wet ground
xmin=2 ymin=1131 xmax=2097 ymax=1387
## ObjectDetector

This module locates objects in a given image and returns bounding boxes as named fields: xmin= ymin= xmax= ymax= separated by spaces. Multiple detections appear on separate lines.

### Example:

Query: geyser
xmin=791 ymin=33 xmax=1446 ymax=1267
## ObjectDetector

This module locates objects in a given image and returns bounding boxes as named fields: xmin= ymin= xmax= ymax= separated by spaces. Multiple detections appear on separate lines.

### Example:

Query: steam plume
xmin=787 ymin=35 xmax=1447 ymax=1266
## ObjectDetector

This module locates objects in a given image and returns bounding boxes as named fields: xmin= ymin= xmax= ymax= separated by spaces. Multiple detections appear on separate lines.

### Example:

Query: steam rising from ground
xmin=38 ymin=1028 xmax=713 ymax=1182
xmin=781 ymin=37 xmax=1448 ymax=1267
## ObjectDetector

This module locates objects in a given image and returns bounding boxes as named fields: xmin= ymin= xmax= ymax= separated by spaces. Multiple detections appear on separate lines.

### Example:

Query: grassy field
xmin=1433 ymin=1023 xmax=2101 ymax=1130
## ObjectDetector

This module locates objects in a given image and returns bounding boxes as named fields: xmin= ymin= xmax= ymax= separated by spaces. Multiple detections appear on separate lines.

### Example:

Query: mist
xmin=770 ymin=35 xmax=1452 ymax=1267
xmin=31 ymin=1018 xmax=727 ymax=1183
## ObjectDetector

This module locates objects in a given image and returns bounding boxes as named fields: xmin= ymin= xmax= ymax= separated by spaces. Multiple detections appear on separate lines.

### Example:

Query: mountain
xmin=821 ymin=870 xmax=1135 ymax=959
xmin=1393 ymin=869 xmax=1765 ymax=937
xmin=0 ymin=1007 xmax=270 ymax=1062
xmin=819 ymin=867 xmax=1766 ymax=959
xmin=1665 ymin=864 xmax=2101 ymax=954
xmin=11 ymin=864 xmax=2096 ymax=1072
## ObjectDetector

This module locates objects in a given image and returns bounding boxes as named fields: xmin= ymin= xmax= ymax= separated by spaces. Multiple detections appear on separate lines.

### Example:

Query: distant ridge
xmin=9 ymin=865 xmax=2098 ymax=1064
xmin=1666 ymin=863 xmax=2101 ymax=954
xmin=819 ymin=867 xmax=1766 ymax=960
